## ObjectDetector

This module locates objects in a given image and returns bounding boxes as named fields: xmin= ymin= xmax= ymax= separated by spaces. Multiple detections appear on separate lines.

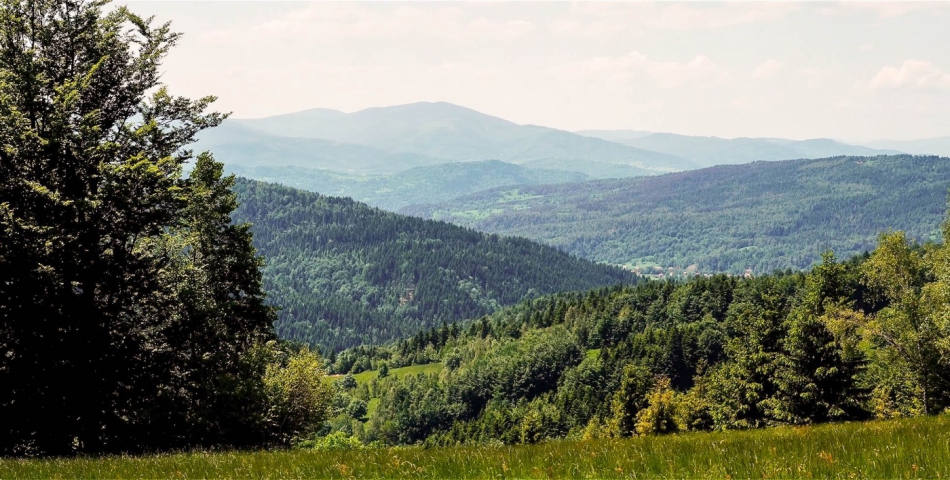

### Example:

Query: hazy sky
xmin=119 ymin=1 xmax=950 ymax=141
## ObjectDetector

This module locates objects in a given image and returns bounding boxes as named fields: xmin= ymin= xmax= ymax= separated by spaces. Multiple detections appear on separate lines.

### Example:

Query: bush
xmin=262 ymin=346 xmax=335 ymax=443
xmin=298 ymin=431 xmax=364 ymax=451
xmin=635 ymin=377 xmax=679 ymax=435
xmin=347 ymin=398 xmax=369 ymax=419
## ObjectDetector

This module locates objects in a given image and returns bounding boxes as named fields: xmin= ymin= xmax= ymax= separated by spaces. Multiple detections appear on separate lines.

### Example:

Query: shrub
xmin=263 ymin=347 xmax=335 ymax=443
xmin=298 ymin=431 xmax=364 ymax=451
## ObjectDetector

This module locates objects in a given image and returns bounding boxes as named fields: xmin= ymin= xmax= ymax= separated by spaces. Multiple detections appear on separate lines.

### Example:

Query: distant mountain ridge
xmin=402 ymin=155 xmax=950 ymax=274
xmin=233 ymin=102 xmax=691 ymax=171
xmin=227 ymin=160 xmax=588 ymax=211
xmin=578 ymin=130 xmax=903 ymax=168
xmin=200 ymin=102 xmax=919 ymax=181
xmin=193 ymin=102 xmax=948 ymax=222
xmin=197 ymin=122 xmax=449 ymax=174
xmin=864 ymin=137 xmax=950 ymax=157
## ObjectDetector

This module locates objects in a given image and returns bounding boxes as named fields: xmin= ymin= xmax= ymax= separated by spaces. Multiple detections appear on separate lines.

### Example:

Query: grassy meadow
xmin=350 ymin=363 xmax=444 ymax=385
xmin=3 ymin=415 xmax=947 ymax=479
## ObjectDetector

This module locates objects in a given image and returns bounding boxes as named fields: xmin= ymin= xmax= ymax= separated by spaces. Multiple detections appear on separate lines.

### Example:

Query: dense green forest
xmin=322 ymin=226 xmax=950 ymax=447
xmin=227 ymin=160 xmax=588 ymax=211
xmin=404 ymin=155 xmax=950 ymax=274
xmin=230 ymin=179 xmax=637 ymax=352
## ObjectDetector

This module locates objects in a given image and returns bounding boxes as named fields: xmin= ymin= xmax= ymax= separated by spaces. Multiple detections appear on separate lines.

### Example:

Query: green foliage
xmin=769 ymin=254 xmax=868 ymax=424
xmin=405 ymin=155 xmax=950 ymax=274
xmin=346 ymin=399 xmax=369 ymax=420
xmin=228 ymin=160 xmax=589 ymax=211
xmin=261 ymin=346 xmax=334 ymax=443
xmin=609 ymin=365 xmax=655 ymax=437
xmin=635 ymin=377 xmax=679 ymax=435
xmin=338 ymin=374 xmax=358 ymax=390
xmin=4 ymin=416 xmax=950 ymax=478
xmin=334 ymin=223 xmax=950 ymax=446
xmin=297 ymin=431 xmax=364 ymax=451
xmin=861 ymin=231 xmax=950 ymax=415
xmin=0 ymin=0 xmax=274 ymax=455
xmin=230 ymin=178 xmax=637 ymax=352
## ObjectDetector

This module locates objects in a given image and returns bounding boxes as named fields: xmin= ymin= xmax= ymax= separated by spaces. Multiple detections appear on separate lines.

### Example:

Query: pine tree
xmin=768 ymin=253 xmax=867 ymax=424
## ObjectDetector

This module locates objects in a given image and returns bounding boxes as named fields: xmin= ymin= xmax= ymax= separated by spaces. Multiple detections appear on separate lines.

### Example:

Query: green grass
xmin=352 ymin=363 xmax=443 ymax=385
xmin=3 ymin=416 xmax=949 ymax=478
xmin=349 ymin=364 xmax=443 ymax=421
xmin=366 ymin=398 xmax=381 ymax=417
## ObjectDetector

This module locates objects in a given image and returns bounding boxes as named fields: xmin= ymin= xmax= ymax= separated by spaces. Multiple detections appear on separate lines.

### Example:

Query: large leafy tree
xmin=0 ymin=0 xmax=273 ymax=455
xmin=862 ymin=231 xmax=949 ymax=415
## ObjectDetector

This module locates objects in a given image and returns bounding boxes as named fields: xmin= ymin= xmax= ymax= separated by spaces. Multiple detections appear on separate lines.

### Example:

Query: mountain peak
xmin=228 ymin=102 xmax=684 ymax=169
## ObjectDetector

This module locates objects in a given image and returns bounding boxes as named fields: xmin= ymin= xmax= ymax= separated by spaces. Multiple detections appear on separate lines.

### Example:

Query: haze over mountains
xmin=579 ymin=131 xmax=904 ymax=169
xmin=228 ymin=161 xmax=588 ymax=211
xmin=865 ymin=137 xmax=950 ymax=158
xmin=231 ymin=102 xmax=688 ymax=172
xmin=194 ymin=101 xmax=950 ymax=277
xmin=193 ymin=101 xmax=930 ymax=212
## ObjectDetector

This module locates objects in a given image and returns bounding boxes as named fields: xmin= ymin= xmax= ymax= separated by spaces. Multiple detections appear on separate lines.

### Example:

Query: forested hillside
xmin=403 ymin=155 xmax=950 ymax=274
xmin=231 ymin=179 xmax=637 ymax=351
xmin=325 ymin=227 xmax=950 ymax=447
xmin=227 ymin=160 xmax=587 ymax=211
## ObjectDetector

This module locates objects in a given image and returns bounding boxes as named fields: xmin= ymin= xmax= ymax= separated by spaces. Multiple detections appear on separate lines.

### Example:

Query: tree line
xmin=323 ymin=227 xmax=950 ymax=446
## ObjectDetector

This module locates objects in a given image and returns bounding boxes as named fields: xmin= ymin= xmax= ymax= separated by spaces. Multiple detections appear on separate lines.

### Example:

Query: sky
xmin=118 ymin=1 xmax=950 ymax=141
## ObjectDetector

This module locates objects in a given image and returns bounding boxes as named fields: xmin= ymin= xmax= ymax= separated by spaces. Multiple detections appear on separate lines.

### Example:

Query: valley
xmin=5 ymin=0 xmax=950 ymax=475
xmin=226 ymin=160 xmax=588 ymax=211
xmin=199 ymin=102 xmax=906 ymax=210
xmin=403 ymin=155 xmax=950 ymax=274
xmin=230 ymin=178 xmax=636 ymax=351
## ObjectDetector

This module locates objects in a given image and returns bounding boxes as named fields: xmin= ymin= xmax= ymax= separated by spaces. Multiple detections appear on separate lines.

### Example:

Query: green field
xmin=350 ymin=363 xmax=444 ymax=385
xmin=336 ymin=363 xmax=443 ymax=418
xmin=3 ymin=416 xmax=948 ymax=479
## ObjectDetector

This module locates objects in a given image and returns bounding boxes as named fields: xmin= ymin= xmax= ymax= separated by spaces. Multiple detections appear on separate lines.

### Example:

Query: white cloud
xmin=558 ymin=3 xmax=797 ymax=32
xmin=870 ymin=60 xmax=950 ymax=89
xmin=838 ymin=2 xmax=934 ymax=18
xmin=557 ymin=52 xmax=727 ymax=89
xmin=135 ymin=0 xmax=950 ymax=139
xmin=732 ymin=97 xmax=751 ymax=108
xmin=797 ymin=68 xmax=825 ymax=88
xmin=642 ymin=3 xmax=797 ymax=30
xmin=428 ymin=62 xmax=503 ymax=82
xmin=203 ymin=4 xmax=536 ymax=44
xmin=753 ymin=60 xmax=784 ymax=80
